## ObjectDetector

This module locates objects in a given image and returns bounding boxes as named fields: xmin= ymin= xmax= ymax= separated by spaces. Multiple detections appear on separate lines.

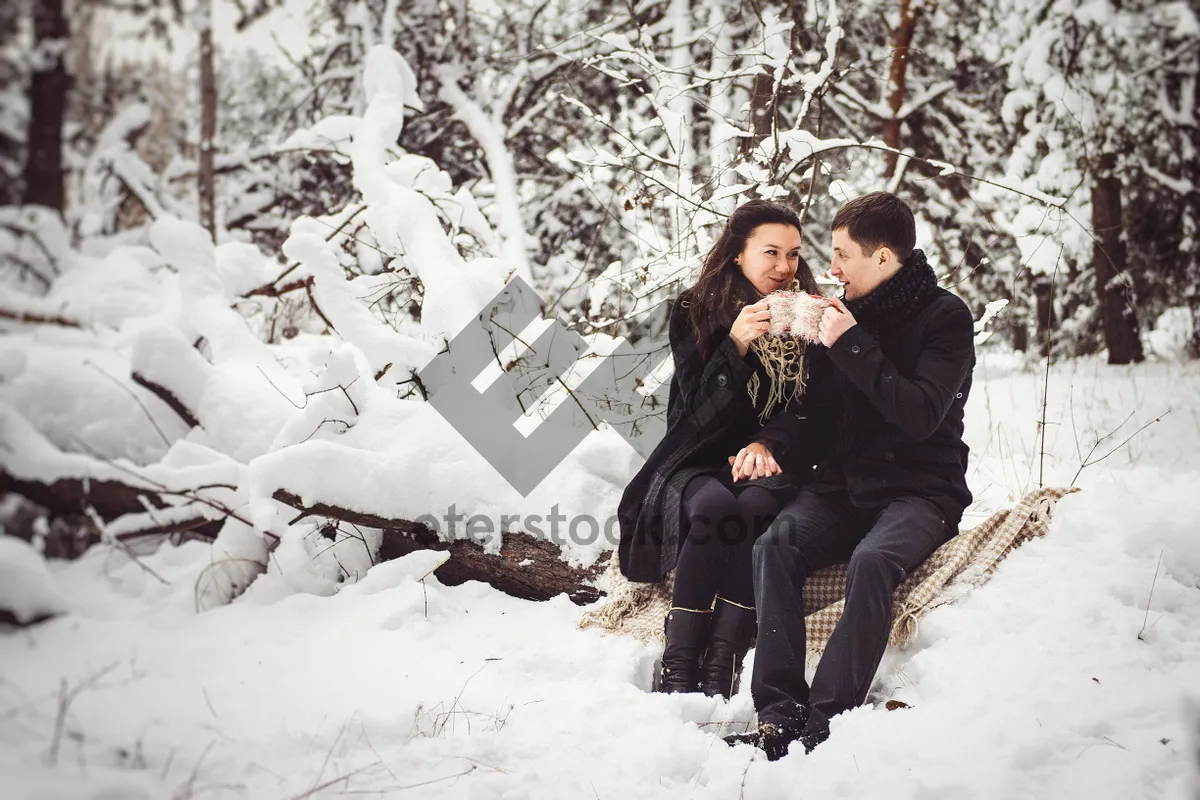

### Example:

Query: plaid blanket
xmin=579 ymin=487 xmax=1078 ymax=658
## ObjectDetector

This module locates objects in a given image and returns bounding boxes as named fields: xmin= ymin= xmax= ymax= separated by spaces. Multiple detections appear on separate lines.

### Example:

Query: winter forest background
xmin=4 ymin=0 xmax=1199 ymax=360
xmin=2 ymin=0 xmax=1200 ymax=797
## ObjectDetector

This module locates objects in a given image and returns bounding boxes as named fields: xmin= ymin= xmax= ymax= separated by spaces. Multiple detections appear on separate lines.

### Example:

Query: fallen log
xmin=273 ymin=489 xmax=605 ymax=605
xmin=1 ymin=470 xmax=160 ymax=520
xmin=2 ymin=470 xmax=608 ymax=605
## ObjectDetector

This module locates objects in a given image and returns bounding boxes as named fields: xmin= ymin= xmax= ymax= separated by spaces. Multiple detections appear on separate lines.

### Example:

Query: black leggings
xmin=671 ymin=473 xmax=783 ymax=610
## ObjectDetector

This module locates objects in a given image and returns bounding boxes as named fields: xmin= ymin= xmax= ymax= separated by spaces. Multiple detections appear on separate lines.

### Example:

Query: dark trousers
xmin=671 ymin=474 xmax=784 ymax=609
xmin=750 ymin=489 xmax=951 ymax=737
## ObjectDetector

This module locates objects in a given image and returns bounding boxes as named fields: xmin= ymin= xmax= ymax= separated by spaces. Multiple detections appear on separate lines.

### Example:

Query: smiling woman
xmin=736 ymin=223 xmax=804 ymax=296
xmin=616 ymin=199 xmax=829 ymax=700
xmin=677 ymin=202 xmax=818 ymax=360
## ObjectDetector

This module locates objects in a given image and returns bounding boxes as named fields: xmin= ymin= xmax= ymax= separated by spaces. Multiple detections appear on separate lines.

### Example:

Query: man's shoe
xmin=699 ymin=597 xmax=756 ymax=699
xmin=656 ymin=607 xmax=712 ymax=694
xmin=723 ymin=721 xmax=804 ymax=761
xmin=799 ymin=726 xmax=828 ymax=753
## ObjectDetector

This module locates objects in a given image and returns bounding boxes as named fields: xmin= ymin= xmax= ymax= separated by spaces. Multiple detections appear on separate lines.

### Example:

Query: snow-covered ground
xmin=2 ymin=353 xmax=1199 ymax=799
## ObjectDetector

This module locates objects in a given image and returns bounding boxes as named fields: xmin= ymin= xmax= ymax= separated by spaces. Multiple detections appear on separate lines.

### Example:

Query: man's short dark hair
xmin=831 ymin=191 xmax=916 ymax=261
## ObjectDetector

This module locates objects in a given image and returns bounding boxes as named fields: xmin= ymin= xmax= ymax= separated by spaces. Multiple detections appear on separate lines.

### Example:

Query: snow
xmin=434 ymin=65 xmax=533 ymax=286
xmin=1142 ymin=162 xmax=1196 ymax=195
xmin=333 ymin=47 xmax=510 ymax=344
xmin=973 ymin=299 xmax=1010 ymax=345
xmin=782 ymin=130 xmax=860 ymax=165
xmin=3 ymin=13 xmax=1199 ymax=797
xmin=0 ymin=401 xmax=162 ymax=487
xmin=0 ymin=537 xmax=67 ymax=624
xmin=3 ymin=355 xmax=1199 ymax=797
xmin=1147 ymin=307 xmax=1195 ymax=362
xmin=28 ymin=38 xmax=68 ymax=72
xmin=0 ymin=206 xmax=72 ymax=287
xmin=1007 ymin=202 xmax=1071 ymax=276
xmin=0 ymin=41 xmax=627 ymax=591
xmin=88 ymin=0 xmax=317 ymax=72
xmin=1 ymin=335 xmax=187 ymax=464
xmin=280 ymin=222 xmax=436 ymax=379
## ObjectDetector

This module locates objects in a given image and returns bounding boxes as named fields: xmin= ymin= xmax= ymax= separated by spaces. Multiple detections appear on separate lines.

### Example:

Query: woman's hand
xmin=727 ymin=441 xmax=781 ymax=482
xmin=729 ymin=301 xmax=771 ymax=358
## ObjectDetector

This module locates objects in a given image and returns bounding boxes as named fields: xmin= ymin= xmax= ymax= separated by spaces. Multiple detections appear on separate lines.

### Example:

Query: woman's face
xmin=736 ymin=223 xmax=802 ymax=296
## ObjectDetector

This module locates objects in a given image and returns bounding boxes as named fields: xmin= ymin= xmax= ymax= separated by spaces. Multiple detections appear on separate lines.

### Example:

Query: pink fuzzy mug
xmin=761 ymin=291 xmax=837 ymax=344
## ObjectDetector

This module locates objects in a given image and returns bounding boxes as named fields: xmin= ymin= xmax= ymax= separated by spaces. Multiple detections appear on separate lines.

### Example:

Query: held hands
xmin=728 ymin=441 xmax=781 ymax=482
xmin=729 ymin=301 xmax=771 ymax=358
xmin=818 ymin=297 xmax=857 ymax=348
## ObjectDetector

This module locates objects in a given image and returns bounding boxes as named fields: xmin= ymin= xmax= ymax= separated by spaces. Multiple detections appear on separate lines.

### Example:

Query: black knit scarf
xmin=843 ymin=248 xmax=939 ymax=331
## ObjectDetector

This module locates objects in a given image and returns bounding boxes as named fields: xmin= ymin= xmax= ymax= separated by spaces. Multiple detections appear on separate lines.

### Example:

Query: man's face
xmin=830 ymin=227 xmax=897 ymax=301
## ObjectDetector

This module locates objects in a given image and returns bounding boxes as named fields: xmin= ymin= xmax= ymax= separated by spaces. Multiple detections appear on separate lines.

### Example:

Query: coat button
xmin=884 ymin=451 xmax=895 ymax=463
xmin=851 ymin=345 xmax=861 ymax=354
xmin=717 ymin=373 xmax=729 ymax=387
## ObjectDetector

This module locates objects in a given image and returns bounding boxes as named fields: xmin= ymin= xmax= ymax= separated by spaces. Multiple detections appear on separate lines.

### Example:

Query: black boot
xmin=657 ymin=607 xmax=712 ymax=694
xmin=723 ymin=720 xmax=806 ymax=761
xmin=699 ymin=597 xmax=756 ymax=699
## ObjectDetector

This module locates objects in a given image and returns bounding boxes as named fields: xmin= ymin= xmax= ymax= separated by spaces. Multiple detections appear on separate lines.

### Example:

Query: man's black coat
xmin=757 ymin=286 xmax=976 ymax=530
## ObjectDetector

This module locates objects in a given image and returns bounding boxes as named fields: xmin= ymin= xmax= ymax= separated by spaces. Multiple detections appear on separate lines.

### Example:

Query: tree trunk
xmin=662 ymin=0 xmax=696 ymax=245
xmin=198 ymin=0 xmax=217 ymax=239
xmin=1034 ymin=275 xmax=1056 ymax=357
xmin=741 ymin=70 xmax=776 ymax=160
xmin=882 ymin=0 xmax=921 ymax=179
xmin=1009 ymin=300 xmax=1029 ymax=353
xmin=21 ymin=0 xmax=69 ymax=211
xmin=1090 ymin=153 xmax=1143 ymax=364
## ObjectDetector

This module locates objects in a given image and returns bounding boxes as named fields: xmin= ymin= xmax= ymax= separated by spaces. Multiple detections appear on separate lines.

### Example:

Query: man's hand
xmin=728 ymin=441 xmax=781 ymax=482
xmin=818 ymin=296 xmax=857 ymax=348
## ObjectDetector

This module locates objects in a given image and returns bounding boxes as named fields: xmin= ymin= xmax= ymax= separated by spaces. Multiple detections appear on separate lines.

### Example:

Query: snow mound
xmin=0 ymin=537 xmax=67 ymax=624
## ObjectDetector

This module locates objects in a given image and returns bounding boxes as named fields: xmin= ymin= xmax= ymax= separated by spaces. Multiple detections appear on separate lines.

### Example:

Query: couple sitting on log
xmin=615 ymin=192 xmax=977 ymax=760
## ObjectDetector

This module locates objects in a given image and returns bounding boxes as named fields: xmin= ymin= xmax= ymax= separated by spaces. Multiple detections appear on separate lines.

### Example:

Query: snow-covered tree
xmin=1 ymin=40 xmax=617 ymax=605
xmin=1003 ymin=0 xmax=1200 ymax=363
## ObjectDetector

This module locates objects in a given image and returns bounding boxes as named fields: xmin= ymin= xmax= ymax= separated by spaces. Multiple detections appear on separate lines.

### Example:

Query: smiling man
xmin=724 ymin=191 xmax=978 ymax=760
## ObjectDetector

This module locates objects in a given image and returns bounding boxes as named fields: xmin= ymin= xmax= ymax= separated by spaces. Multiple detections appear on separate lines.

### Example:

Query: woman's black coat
xmin=616 ymin=299 xmax=820 ymax=583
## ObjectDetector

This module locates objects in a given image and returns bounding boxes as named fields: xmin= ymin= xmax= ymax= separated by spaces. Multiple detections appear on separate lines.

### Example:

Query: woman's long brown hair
xmin=678 ymin=200 xmax=819 ymax=359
